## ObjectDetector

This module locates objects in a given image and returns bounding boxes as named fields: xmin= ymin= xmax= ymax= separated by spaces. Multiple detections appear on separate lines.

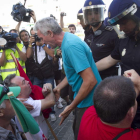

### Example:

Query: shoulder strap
xmin=113 ymin=129 xmax=130 ymax=140
xmin=34 ymin=45 xmax=50 ymax=64
xmin=34 ymin=44 xmax=39 ymax=64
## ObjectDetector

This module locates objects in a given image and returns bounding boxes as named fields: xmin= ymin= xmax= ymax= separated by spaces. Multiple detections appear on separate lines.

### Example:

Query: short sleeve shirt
xmin=111 ymin=37 xmax=140 ymax=75
xmin=61 ymin=32 xmax=102 ymax=108
xmin=78 ymin=106 xmax=140 ymax=140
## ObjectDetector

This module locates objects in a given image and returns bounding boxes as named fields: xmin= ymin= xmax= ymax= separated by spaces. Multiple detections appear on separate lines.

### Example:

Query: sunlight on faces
xmin=69 ymin=27 xmax=76 ymax=34
xmin=37 ymin=30 xmax=57 ymax=49
xmin=11 ymin=76 xmax=31 ymax=97
xmin=20 ymin=31 xmax=30 ymax=43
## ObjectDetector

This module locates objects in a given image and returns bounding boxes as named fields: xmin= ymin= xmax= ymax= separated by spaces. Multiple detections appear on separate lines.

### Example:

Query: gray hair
xmin=4 ymin=74 xmax=18 ymax=87
xmin=0 ymin=74 xmax=18 ymax=109
xmin=34 ymin=17 xmax=62 ymax=36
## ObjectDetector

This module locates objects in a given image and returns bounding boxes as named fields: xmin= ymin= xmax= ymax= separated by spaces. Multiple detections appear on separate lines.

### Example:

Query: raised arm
xmin=15 ymin=22 xmax=22 ymax=33
xmin=41 ymin=83 xmax=55 ymax=111
xmin=124 ymin=69 xmax=140 ymax=97
xmin=30 ymin=11 xmax=36 ymax=23
xmin=60 ymin=12 xmax=66 ymax=28
xmin=43 ymin=45 xmax=54 ymax=58
xmin=15 ymin=45 xmax=27 ymax=62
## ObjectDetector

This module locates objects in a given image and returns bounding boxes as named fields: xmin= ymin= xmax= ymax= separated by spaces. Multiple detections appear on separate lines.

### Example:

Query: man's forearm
xmin=57 ymin=76 xmax=68 ymax=90
xmin=70 ymin=80 xmax=97 ymax=109
xmin=16 ymin=48 xmax=27 ymax=62
xmin=60 ymin=17 xmax=64 ymax=28
xmin=43 ymin=46 xmax=54 ymax=58
xmin=0 ymin=51 xmax=6 ymax=66
xmin=15 ymin=22 xmax=21 ymax=33
xmin=26 ymin=44 xmax=33 ymax=58
xmin=96 ymin=55 xmax=119 ymax=71
xmin=41 ymin=89 xmax=55 ymax=111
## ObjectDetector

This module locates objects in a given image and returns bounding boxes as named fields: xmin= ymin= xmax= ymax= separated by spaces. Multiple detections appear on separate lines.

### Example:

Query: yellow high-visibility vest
xmin=0 ymin=43 xmax=26 ymax=80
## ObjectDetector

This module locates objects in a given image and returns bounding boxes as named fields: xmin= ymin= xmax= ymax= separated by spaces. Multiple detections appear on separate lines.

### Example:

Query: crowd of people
xmin=0 ymin=0 xmax=140 ymax=139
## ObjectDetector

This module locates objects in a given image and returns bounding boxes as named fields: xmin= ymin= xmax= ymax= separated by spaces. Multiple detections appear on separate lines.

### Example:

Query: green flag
xmin=8 ymin=93 xmax=40 ymax=134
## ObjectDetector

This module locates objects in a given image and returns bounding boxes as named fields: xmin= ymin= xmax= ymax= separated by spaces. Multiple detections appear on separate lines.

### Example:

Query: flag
xmin=8 ymin=93 xmax=40 ymax=134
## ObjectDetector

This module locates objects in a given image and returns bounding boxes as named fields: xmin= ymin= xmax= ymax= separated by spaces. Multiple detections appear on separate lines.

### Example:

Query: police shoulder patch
xmin=105 ymin=26 xmax=113 ymax=31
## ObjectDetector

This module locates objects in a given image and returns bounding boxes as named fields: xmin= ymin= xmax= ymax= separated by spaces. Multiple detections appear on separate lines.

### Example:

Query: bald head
xmin=93 ymin=76 xmax=136 ymax=124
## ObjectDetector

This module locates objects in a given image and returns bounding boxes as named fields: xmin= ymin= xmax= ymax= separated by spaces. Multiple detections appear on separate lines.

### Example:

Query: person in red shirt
xmin=78 ymin=69 xmax=140 ymax=140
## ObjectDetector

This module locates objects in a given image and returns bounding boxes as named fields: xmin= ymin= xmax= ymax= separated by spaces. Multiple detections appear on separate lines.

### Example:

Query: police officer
xmin=96 ymin=0 xmax=140 ymax=128
xmin=77 ymin=8 xmax=93 ymax=46
xmin=83 ymin=0 xmax=119 ymax=79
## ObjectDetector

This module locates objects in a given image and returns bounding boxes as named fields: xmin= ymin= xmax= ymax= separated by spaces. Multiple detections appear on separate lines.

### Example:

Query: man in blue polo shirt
xmin=34 ymin=17 xmax=102 ymax=140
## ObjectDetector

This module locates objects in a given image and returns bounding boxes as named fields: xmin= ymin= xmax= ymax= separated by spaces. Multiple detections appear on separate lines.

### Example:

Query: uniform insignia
xmin=122 ymin=49 xmax=126 ymax=56
xmin=96 ymin=43 xmax=105 ymax=47
xmin=89 ymin=1 xmax=92 ymax=5
xmin=105 ymin=26 xmax=113 ymax=31
xmin=108 ymin=12 xmax=111 ymax=18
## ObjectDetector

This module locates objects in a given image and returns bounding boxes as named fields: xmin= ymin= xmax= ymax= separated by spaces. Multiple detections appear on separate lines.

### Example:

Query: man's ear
xmin=47 ymin=30 xmax=54 ymax=37
xmin=126 ymin=106 xmax=135 ymax=119
xmin=0 ymin=109 xmax=4 ymax=117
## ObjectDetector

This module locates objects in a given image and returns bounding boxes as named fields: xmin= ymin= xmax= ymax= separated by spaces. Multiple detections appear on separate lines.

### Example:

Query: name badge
xmin=122 ymin=49 xmax=126 ymax=56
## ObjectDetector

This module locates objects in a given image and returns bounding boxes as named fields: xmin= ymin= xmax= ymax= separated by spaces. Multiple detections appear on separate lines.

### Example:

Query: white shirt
xmin=15 ymin=97 xmax=48 ymax=140
xmin=33 ymin=46 xmax=52 ymax=64
xmin=58 ymin=58 xmax=62 ymax=70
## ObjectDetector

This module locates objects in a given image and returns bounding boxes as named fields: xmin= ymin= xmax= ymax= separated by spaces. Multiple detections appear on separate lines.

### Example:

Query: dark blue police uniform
xmin=107 ymin=0 xmax=140 ymax=129
xmin=90 ymin=24 xmax=119 ymax=79
xmin=111 ymin=36 xmax=140 ymax=75
xmin=84 ymin=26 xmax=93 ymax=47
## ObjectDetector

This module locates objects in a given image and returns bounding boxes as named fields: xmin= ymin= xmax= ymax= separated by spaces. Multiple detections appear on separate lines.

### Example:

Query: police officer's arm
xmin=15 ymin=45 xmax=27 ymax=62
xmin=41 ymin=83 xmax=55 ymax=111
xmin=96 ymin=55 xmax=119 ymax=71
xmin=59 ymin=67 xmax=97 ymax=125
xmin=0 ymin=51 xmax=6 ymax=66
